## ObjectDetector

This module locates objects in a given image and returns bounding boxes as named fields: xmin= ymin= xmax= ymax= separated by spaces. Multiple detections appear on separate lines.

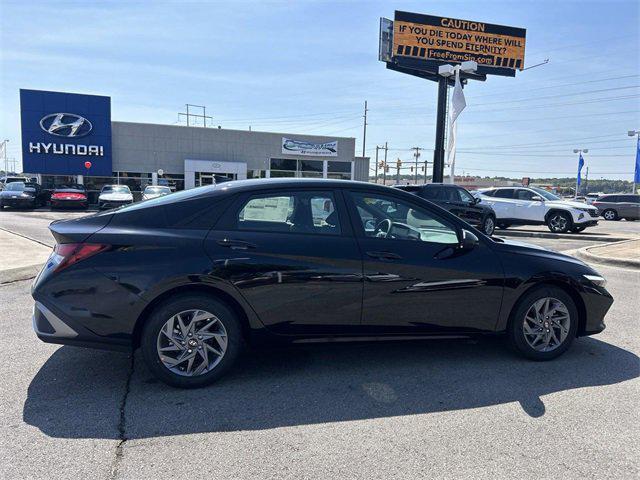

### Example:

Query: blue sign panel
xmin=20 ymin=89 xmax=112 ymax=176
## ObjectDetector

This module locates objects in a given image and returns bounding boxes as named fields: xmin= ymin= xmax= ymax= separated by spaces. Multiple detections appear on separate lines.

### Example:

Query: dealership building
xmin=20 ymin=89 xmax=368 ymax=198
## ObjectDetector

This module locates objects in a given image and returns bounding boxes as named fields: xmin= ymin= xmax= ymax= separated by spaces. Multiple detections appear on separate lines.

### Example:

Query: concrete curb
xmin=0 ymin=264 xmax=41 ymax=284
xmin=575 ymin=239 xmax=640 ymax=270
xmin=496 ymin=229 xmax=631 ymax=243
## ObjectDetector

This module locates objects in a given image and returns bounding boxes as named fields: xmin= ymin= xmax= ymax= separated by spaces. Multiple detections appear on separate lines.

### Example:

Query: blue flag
xmin=577 ymin=153 xmax=585 ymax=186
xmin=634 ymin=137 xmax=640 ymax=184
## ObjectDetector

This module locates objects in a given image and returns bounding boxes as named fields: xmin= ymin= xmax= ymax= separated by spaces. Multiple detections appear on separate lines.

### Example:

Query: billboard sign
xmin=282 ymin=137 xmax=338 ymax=157
xmin=20 ymin=89 xmax=112 ymax=176
xmin=392 ymin=11 xmax=526 ymax=71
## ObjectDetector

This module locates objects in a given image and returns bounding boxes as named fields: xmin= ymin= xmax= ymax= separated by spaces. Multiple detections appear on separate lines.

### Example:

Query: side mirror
xmin=474 ymin=197 xmax=481 ymax=204
xmin=531 ymin=195 xmax=544 ymax=202
xmin=460 ymin=229 xmax=479 ymax=251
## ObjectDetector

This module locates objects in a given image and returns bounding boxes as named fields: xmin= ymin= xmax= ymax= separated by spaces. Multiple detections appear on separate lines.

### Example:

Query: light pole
xmin=628 ymin=130 xmax=639 ymax=193
xmin=572 ymin=148 xmax=588 ymax=198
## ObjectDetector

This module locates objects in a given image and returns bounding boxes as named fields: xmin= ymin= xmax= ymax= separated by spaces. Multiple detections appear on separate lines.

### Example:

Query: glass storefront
xmin=268 ymin=158 xmax=351 ymax=179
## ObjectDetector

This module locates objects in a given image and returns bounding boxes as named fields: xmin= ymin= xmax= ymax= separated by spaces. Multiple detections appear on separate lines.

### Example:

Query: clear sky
xmin=1 ymin=0 xmax=639 ymax=179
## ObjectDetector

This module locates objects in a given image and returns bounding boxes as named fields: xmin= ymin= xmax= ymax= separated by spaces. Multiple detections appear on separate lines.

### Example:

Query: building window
xmin=114 ymin=171 xmax=152 ymax=192
xmin=247 ymin=170 xmax=267 ymax=179
xmin=158 ymin=173 xmax=184 ymax=191
xmin=327 ymin=161 xmax=352 ymax=180
xmin=270 ymin=158 xmax=297 ymax=171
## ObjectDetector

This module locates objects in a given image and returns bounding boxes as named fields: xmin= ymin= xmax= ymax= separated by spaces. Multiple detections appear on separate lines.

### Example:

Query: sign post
xmin=380 ymin=11 xmax=526 ymax=183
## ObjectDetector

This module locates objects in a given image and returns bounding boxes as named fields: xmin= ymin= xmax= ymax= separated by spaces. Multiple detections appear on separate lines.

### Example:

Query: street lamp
xmin=1 ymin=139 xmax=9 ymax=175
xmin=629 ymin=130 xmax=639 ymax=193
xmin=573 ymin=148 xmax=588 ymax=199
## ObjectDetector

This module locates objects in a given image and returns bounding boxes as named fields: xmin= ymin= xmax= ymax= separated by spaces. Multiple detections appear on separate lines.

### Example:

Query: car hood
xmin=99 ymin=192 xmax=132 ymax=201
xmin=143 ymin=193 xmax=165 ymax=199
xmin=492 ymin=237 xmax=588 ymax=267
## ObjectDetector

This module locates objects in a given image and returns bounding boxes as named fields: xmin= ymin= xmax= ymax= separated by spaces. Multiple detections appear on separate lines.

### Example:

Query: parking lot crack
xmin=109 ymin=353 xmax=135 ymax=480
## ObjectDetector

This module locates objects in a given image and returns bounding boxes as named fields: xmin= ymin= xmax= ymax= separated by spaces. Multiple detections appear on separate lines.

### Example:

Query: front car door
xmin=205 ymin=188 xmax=363 ymax=335
xmin=454 ymin=187 xmax=484 ymax=227
xmin=345 ymin=189 xmax=505 ymax=334
xmin=619 ymin=195 xmax=640 ymax=219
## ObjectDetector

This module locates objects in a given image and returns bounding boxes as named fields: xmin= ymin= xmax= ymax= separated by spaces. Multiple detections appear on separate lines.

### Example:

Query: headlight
xmin=584 ymin=274 xmax=607 ymax=287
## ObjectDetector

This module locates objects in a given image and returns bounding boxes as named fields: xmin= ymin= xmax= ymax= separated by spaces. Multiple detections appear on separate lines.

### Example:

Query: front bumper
xmin=98 ymin=200 xmax=133 ymax=209
xmin=2 ymin=197 xmax=36 ymax=208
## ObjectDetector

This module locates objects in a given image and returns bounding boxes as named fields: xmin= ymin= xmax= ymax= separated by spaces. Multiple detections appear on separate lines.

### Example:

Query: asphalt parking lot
xmin=1 ymin=209 xmax=639 ymax=479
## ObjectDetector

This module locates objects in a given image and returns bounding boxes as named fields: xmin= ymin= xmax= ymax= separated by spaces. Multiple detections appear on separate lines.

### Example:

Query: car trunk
xmin=49 ymin=211 xmax=115 ymax=244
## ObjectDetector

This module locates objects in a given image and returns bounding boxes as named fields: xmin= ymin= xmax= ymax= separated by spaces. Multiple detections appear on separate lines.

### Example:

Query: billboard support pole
xmin=432 ymin=77 xmax=447 ymax=183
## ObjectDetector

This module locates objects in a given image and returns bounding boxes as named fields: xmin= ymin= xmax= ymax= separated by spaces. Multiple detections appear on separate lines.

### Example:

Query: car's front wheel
xmin=508 ymin=286 xmax=578 ymax=360
xmin=141 ymin=294 xmax=243 ymax=388
xmin=547 ymin=211 xmax=571 ymax=233
xmin=482 ymin=215 xmax=496 ymax=236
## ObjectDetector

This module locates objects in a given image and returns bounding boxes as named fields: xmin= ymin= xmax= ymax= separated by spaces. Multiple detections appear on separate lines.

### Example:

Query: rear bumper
xmin=51 ymin=199 xmax=88 ymax=209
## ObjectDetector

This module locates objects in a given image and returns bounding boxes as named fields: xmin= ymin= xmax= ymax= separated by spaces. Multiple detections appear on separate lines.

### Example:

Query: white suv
xmin=478 ymin=186 xmax=599 ymax=233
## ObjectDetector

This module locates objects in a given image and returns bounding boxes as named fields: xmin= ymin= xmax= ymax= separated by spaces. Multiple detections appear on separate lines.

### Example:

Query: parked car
xmin=0 ymin=176 xmax=31 ymax=190
xmin=50 ymin=184 xmax=89 ymax=210
xmin=32 ymin=179 xmax=612 ymax=388
xmin=0 ymin=181 xmax=44 ymax=209
xmin=142 ymin=185 xmax=172 ymax=201
xmin=97 ymin=185 xmax=133 ymax=210
xmin=478 ymin=186 xmax=599 ymax=233
xmin=395 ymin=183 xmax=497 ymax=235
xmin=584 ymin=192 xmax=604 ymax=205
xmin=592 ymin=194 xmax=640 ymax=221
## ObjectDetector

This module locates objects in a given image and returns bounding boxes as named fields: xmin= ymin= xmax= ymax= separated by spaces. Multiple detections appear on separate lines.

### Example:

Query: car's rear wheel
xmin=547 ymin=211 xmax=571 ymax=233
xmin=482 ymin=215 xmax=495 ymax=236
xmin=602 ymin=209 xmax=618 ymax=221
xmin=508 ymin=286 xmax=578 ymax=360
xmin=141 ymin=294 xmax=243 ymax=388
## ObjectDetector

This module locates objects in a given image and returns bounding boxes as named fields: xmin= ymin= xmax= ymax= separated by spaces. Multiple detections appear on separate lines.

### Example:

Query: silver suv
xmin=592 ymin=194 xmax=640 ymax=221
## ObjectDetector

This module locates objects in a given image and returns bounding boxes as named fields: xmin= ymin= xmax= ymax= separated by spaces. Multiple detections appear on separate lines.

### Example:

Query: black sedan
xmin=395 ymin=183 xmax=497 ymax=235
xmin=0 ymin=182 xmax=44 ymax=209
xmin=31 ymin=179 xmax=613 ymax=388
xmin=50 ymin=184 xmax=89 ymax=209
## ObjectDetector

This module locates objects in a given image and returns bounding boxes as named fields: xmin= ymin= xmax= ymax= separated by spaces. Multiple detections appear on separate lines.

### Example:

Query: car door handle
xmin=216 ymin=238 xmax=257 ymax=250
xmin=366 ymin=251 xmax=402 ymax=260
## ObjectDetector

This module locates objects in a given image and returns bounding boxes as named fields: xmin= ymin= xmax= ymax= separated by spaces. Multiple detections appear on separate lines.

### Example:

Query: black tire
xmin=602 ymin=209 xmax=618 ymax=221
xmin=507 ymin=285 xmax=578 ymax=361
xmin=141 ymin=293 xmax=243 ymax=388
xmin=482 ymin=215 xmax=496 ymax=236
xmin=546 ymin=211 xmax=572 ymax=233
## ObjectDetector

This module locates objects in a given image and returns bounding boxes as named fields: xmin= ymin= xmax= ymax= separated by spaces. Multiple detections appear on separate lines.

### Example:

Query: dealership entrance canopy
xmin=19 ymin=89 xmax=367 ymax=195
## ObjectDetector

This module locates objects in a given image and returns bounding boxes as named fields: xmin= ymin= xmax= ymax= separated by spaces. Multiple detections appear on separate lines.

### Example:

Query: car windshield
xmin=144 ymin=186 xmax=171 ymax=194
xmin=102 ymin=185 xmax=130 ymax=193
xmin=5 ymin=182 xmax=26 ymax=191
xmin=58 ymin=184 xmax=85 ymax=191
xmin=530 ymin=187 xmax=560 ymax=201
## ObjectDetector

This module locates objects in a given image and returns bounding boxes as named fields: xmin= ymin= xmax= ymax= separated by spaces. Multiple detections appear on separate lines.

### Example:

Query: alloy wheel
xmin=548 ymin=214 xmax=568 ymax=232
xmin=522 ymin=297 xmax=570 ymax=352
xmin=603 ymin=210 xmax=616 ymax=220
xmin=156 ymin=309 xmax=228 ymax=377
xmin=484 ymin=217 xmax=495 ymax=235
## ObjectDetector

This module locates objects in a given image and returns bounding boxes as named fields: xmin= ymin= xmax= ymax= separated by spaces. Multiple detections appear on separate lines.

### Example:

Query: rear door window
xmin=494 ymin=189 xmax=515 ymax=199
xmin=237 ymin=191 xmax=341 ymax=235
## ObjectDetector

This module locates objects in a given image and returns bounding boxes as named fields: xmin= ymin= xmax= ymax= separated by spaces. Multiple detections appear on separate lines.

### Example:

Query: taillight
xmin=52 ymin=243 xmax=110 ymax=272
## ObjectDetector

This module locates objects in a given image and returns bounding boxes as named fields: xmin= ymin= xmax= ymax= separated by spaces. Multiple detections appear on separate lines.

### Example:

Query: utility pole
xmin=383 ymin=141 xmax=388 ymax=185
xmin=362 ymin=101 xmax=368 ymax=158
xmin=179 ymin=104 xmax=212 ymax=127
xmin=396 ymin=158 xmax=402 ymax=185
xmin=629 ymin=129 xmax=640 ymax=193
xmin=1 ymin=139 xmax=8 ymax=175
xmin=584 ymin=166 xmax=589 ymax=193
xmin=413 ymin=147 xmax=421 ymax=184
xmin=374 ymin=146 xmax=379 ymax=184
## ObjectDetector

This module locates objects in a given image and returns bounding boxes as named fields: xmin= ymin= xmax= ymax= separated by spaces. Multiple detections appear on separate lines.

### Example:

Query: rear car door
xmin=345 ymin=189 xmax=504 ymax=334
xmin=481 ymin=188 xmax=515 ymax=220
xmin=205 ymin=188 xmax=363 ymax=335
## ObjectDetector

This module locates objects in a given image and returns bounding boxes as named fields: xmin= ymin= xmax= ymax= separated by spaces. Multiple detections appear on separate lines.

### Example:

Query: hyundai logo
xmin=40 ymin=113 xmax=92 ymax=138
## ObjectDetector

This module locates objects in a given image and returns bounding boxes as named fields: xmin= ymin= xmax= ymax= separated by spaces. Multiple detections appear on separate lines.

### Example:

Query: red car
xmin=50 ymin=185 xmax=89 ymax=209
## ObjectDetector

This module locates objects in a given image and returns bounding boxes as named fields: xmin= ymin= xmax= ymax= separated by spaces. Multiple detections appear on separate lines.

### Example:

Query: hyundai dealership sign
xmin=20 ymin=89 xmax=112 ymax=176
xmin=282 ymin=137 xmax=338 ymax=157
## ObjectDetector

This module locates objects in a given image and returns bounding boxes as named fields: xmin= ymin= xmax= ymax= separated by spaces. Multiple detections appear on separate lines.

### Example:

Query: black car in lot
xmin=0 ymin=181 xmax=45 ymax=209
xmin=395 ymin=183 xmax=497 ymax=235
xmin=31 ymin=179 xmax=612 ymax=388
